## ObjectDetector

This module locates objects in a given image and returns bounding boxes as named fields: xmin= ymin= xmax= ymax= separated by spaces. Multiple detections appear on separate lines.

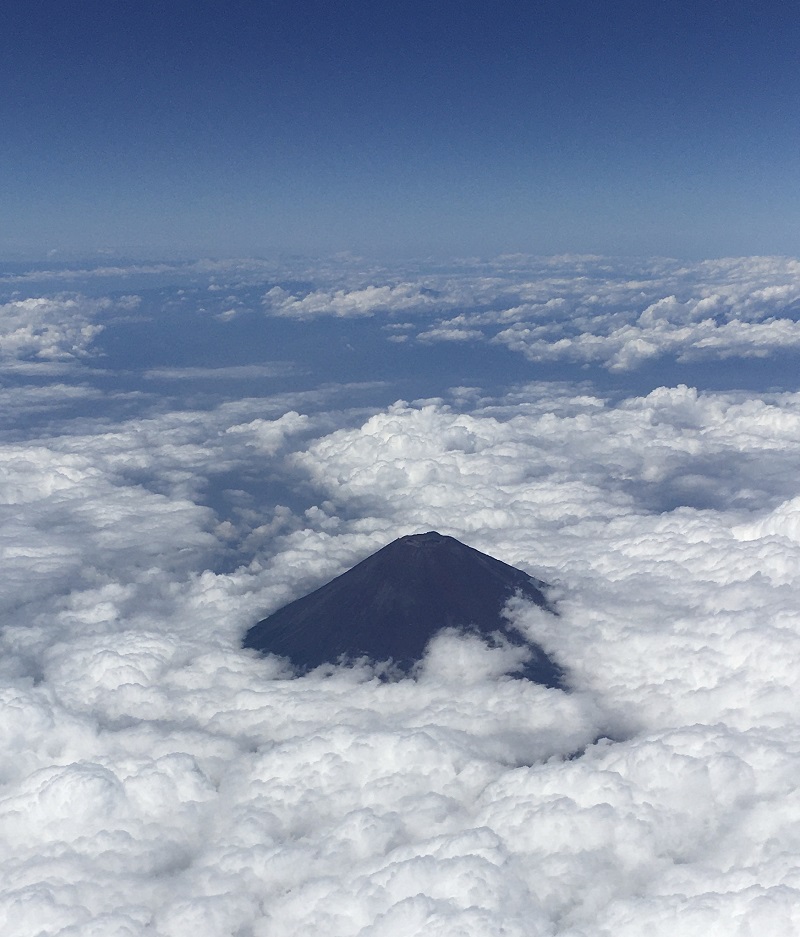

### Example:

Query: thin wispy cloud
xmin=143 ymin=363 xmax=293 ymax=381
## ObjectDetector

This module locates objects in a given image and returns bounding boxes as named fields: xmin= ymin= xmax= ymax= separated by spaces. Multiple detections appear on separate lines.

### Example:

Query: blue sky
xmin=3 ymin=0 xmax=800 ymax=259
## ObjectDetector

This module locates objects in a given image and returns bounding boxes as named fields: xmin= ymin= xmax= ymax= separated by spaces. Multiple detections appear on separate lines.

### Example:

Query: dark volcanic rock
xmin=244 ymin=531 xmax=565 ymax=687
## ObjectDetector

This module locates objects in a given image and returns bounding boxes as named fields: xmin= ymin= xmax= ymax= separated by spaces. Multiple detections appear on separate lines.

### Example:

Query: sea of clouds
xmin=3 ymin=254 xmax=800 ymax=935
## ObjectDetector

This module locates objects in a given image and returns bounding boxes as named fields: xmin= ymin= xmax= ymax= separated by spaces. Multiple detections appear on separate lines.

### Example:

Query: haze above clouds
xmin=2 ymin=255 xmax=800 ymax=934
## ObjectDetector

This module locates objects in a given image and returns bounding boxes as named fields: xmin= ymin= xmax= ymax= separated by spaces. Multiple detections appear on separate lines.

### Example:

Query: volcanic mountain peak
xmin=244 ymin=530 xmax=564 ymax=687
xmin=401 ymin=531 xmax=448 ymax=546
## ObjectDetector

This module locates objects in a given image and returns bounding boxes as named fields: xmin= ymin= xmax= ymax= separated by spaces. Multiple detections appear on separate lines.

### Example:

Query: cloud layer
xmin=4 ymin=257 xmax=800 ymax=935
xmin=256 ymin=255 xmax=800 ymax=371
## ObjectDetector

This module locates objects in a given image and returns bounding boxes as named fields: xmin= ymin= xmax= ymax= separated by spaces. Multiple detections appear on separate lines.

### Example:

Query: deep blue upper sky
xmin=3 ymin=0 xmax=800 ymax=259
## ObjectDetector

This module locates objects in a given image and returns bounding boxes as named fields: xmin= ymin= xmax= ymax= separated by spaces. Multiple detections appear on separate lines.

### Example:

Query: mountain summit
xmin=244 ymin=531 xmax=564 ymax=686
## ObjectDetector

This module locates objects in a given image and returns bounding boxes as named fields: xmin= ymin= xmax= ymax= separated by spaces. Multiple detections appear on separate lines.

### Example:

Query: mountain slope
xmin=244 ymin=531 xmax=564 ymax=686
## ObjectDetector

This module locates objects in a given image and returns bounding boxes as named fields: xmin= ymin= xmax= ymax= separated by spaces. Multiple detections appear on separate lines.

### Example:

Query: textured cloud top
xmin=3 ymin=256 xmax=800 ymax=935
xmin=254 ymin=255 xmax=800 ymax=371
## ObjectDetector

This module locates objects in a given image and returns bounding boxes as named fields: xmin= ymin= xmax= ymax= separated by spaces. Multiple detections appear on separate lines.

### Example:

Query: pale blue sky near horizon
xmin=3 ymin=0 xmax=800 ymax=260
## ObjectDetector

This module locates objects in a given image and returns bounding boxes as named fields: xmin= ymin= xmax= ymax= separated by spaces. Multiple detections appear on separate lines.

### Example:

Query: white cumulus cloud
xmin=4 ymin=257 xmax=800 ymax=935
xmin=0 ymin=294 xmax=137 ymax=363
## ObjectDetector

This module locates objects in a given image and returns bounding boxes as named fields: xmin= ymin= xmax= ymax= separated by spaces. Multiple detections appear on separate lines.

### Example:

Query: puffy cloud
xmin=13 ymin=253 xmax=800 ymax=371
xmin=0 ymin=295 xmax=137 ymax=363
xmin=263 ymin=283 xmax=444 ymax=318
xmin=5 ymin=257 xmax=800 ymax=934
xmin=495 ymin=309 xmax=800 ymax=371
xmin=415 ymin=314 xmax=485 ymax=343
xmin=248 ymin=254 xmax=800 ymax=369
xmin=481 ymin=257 xmax=800 ymax=370
xmin=290 ymin=389 xmax=800 ymax=740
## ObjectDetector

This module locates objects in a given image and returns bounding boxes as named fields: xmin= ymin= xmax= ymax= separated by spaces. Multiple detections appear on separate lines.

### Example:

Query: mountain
xmin=243 ymin=531 xmax=565 ymax=687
